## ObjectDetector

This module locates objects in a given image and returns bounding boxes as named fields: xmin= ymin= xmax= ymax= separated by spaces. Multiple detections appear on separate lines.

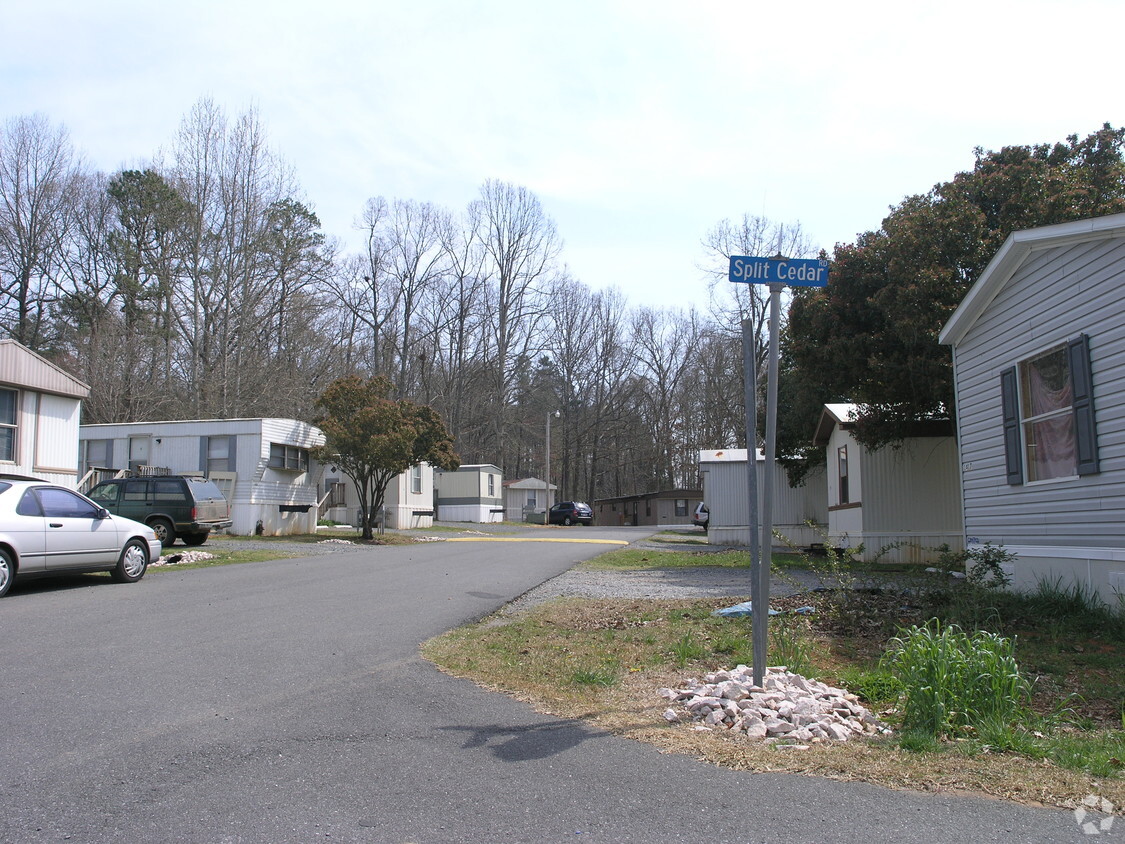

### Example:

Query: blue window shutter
xmin=228 ymin=436 xmax=237 ymax=472
xmin=199 ymin=437 xmax=207 ymax=472
xmin=1068 ymin=334 xmax=1099 ymax=476
xmin=1000 ymin=367 xmax=1023 ymax=485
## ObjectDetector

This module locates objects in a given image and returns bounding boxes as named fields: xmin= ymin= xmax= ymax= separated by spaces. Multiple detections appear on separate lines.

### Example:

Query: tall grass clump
xmin=768 ymin=616 xmax=814 ymax=677
xmin=882 ymin=619 xmax=1031 ymax=738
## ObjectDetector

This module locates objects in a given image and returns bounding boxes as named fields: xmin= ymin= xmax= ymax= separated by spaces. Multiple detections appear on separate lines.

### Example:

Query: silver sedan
xmin=0 ymin=476 xmax=161 ymax=598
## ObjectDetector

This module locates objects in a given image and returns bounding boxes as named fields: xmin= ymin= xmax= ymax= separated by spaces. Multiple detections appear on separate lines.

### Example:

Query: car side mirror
xmin=96 ymin=507 xmax=109 ymax=520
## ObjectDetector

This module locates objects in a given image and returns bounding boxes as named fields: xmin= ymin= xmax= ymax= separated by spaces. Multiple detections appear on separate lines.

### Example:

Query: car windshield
xmin=87 ymin=484 xmax=119 ymax=504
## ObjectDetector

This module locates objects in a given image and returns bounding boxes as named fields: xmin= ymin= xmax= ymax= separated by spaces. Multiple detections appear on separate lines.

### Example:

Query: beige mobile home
xmin=813 ymin=404 xmax=962 ymax=563
xmin=434 ymin=464 xmax=504 ymax=522
xmin=503 ymin=477 xmax=556 ymax=521
xmin=1 ymin=340 xmax=89 ymax=485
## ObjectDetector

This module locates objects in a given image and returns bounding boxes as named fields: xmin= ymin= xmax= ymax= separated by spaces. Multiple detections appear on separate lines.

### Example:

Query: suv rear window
xmin=188 ymin=479 xmax=226 ymax=501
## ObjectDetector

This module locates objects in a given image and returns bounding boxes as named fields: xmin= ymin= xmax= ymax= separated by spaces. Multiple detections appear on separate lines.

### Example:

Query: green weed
xmin=882 ymin=620 xmax=1031 ymax=738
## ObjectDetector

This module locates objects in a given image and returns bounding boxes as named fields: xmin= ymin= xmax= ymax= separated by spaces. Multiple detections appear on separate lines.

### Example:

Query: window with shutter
xmin=1003 ymin=335 xmax=1098 ymax=484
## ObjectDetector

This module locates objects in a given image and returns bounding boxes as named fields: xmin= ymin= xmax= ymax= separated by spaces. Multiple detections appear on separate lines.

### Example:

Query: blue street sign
xmin=729 ymin=255 xmax=829 ymax=287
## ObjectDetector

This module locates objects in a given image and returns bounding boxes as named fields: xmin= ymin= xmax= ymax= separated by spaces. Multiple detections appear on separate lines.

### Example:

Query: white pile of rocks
xmin=155 ymin=550 xmax=216 ymax=566
xmin=317 ymin=538 xmax=358 ymax=545
xmin=659 ymin=665 xmax=889 ymax=744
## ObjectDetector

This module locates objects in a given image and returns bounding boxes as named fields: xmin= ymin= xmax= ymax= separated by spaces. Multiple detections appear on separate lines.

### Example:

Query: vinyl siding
xmin=861 ymin=437 xmax=961 ymax=534
xmin=700 ymin=455 xmax=826 ymax=548
xmin=953 ymin=237 xmax=1125 ymax=549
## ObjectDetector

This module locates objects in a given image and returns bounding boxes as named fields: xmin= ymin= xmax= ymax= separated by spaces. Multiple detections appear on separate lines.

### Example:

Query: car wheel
xmin=150 ymin=518 xmax=176 ymax=547
xmin=111 ymin=539 xmax=149 ymax=583
xmin=563 ymin=516 xmax=573 ymax=526
xmin=181 ymin=532 xmax=208 ymax=546
xmin=0 ymin=549 xmax=13 ymax=598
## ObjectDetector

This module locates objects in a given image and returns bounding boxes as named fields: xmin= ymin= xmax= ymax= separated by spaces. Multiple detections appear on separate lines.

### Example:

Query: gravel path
xmin=201 ymin=533 xmax=827 ymax=616
xmin=497 ymin=563 xmax=827 ymax=615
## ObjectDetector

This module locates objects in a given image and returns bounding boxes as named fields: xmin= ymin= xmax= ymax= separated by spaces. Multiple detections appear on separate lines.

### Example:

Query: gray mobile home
xmin=940 ymin=213 xmax=1125 ymax=602
xmin=698 ymin=449 xmax=826 ymax=550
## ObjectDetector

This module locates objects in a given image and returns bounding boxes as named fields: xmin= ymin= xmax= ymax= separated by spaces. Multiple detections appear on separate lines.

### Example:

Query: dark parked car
xmin=87 ymin=476 xmax=232 ymax=547
xmin=0 ymin=475 xmax=160 ymax=598
xmin=691 ymin=502 xmax=709 ymax=530
xmin=548 ymin=501 xmax=593 ymax=526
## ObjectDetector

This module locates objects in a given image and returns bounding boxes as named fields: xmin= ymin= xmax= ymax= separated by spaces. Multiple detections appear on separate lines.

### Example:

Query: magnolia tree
xmin=314 ymin=375 xmax=460 ymax=539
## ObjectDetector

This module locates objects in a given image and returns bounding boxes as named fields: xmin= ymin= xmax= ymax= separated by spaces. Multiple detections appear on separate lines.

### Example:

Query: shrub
xmin=882 ymin=619 xmax=1031 ymax=738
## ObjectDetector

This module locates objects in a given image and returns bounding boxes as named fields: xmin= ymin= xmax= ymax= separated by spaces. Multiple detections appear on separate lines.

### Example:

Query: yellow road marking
xmin=445 ymin=537 xmax=628 ymax=545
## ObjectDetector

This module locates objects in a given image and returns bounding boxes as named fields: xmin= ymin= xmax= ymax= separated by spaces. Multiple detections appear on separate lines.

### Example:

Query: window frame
xmin=837 ymin=445 xmax=849 ymax=505
xmin=268 ymin=443 xmax=309 ymax=472
xmin=204 ymin=435 xmax=235 ymax=473
xmin=1002 ymin=334 xmax=1099 ymax=485
xmin=0 ymin=387 xmax=18 ymax=463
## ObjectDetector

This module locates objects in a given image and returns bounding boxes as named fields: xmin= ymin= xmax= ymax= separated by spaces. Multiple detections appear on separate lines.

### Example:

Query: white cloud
xmin=4 ymin=0 xmax=1125 ymax=305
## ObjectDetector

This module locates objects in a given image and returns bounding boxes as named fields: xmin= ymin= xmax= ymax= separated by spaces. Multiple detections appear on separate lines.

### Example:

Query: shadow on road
xmin=441 ymin=718 xmax=604 ymax=762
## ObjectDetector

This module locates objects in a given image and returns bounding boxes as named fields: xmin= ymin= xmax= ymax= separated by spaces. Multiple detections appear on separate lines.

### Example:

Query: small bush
xmin=882 ymin=619 xmax=1031 ymax=738
xmin=964 ymin=543 xmax=1014 ymax=589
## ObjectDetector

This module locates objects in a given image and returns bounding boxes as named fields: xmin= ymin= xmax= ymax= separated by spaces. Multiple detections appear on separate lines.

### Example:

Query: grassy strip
xmin=424 ymin=546 xmax=1125 ymax=810
xmin=151 ymin=531 xmax=420 ymax=571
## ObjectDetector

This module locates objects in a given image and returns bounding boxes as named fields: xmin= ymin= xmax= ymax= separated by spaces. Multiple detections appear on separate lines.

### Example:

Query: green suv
xmin=87 ymin=476 xmax=232 ymax=547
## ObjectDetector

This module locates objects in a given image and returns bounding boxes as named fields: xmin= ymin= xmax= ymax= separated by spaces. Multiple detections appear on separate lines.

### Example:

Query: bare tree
xmin=165 ymin=99 xmax=299 ymax=417
xmin=630 ymin=306 xmax=700 ymax=489
xmin=700 ymin=214 xmax=814 ymax=376
xmin=469 ymin=180 xmax=561 ymax=462
xmin=382 ymin=199 xmax=449 ymax=397
xmin=0 ymin=114 xmax=80 ymax=347
xmin=427 ymin=207 xmax=489 ymax=442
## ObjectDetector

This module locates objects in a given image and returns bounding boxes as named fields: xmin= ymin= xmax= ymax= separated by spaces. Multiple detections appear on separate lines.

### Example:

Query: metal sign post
xmin=741 ymin=318 xmax=762 ymax=684
xmin=729 ymin=255 xmax=828 ymax=687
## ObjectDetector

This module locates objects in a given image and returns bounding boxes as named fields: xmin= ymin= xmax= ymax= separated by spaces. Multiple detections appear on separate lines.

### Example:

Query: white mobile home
xmin=940 ymin=213 xmax=1125 ymax=602
xmin=1 ymin=340 xmax=89 ymax=486
xmin=698 ymin=449 xmax=827 ymax=550
xmin=812 ymin=404 xmax=962 ymax=563
xmin=320 ymin=462 xmax=436 ymax=529
xmin=502 ymin=477 xmax=556 ymax=521
xmin=434 ymin=463 xmax=504 ymax=522
xmin=79 ymin=418 xmax=325 ymax=536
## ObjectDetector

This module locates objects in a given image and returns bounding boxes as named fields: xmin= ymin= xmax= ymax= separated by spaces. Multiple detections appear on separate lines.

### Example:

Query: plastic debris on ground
xmin=712 ymin=601 xmax=816 ymax=618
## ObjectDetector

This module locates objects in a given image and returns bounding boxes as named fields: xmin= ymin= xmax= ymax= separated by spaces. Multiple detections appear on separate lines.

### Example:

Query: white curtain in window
xmin=1024 ymin=353 xmax=1075 ymax=480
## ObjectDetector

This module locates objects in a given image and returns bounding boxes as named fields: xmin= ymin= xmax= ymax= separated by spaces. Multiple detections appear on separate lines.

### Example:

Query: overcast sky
xmin=5 ymin=0 xmax=1124 ymax=308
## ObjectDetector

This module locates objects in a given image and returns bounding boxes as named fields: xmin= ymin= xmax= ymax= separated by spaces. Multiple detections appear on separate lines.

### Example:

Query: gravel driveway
xmin=203 ymin=533 xmax=822 ymax=615
xmin=498 ymin=563 xmax=826 ymax=615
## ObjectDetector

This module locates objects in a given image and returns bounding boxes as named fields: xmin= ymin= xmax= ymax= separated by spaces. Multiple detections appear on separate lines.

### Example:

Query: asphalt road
xmin=0 ymin=526 xmax=1092 ymax=843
